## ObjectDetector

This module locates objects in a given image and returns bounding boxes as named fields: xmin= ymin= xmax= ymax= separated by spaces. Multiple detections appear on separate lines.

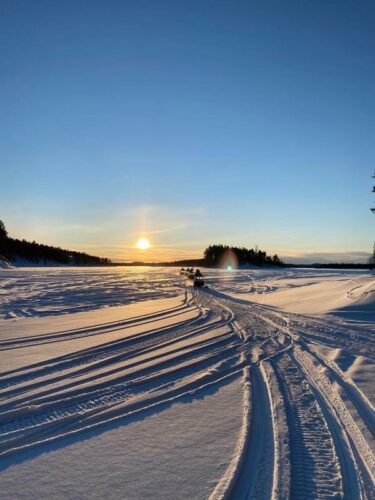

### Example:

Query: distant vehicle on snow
xmin=181 ymin=268 xmax=205 ymax=287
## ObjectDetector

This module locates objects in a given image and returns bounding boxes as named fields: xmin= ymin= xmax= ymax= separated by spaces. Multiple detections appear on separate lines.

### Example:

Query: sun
xmin=136 ymin=237 xmax=151 ymax=250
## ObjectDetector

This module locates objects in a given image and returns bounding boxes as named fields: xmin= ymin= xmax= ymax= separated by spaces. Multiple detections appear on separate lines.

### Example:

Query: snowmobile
xmin=193 ymin=275 xmax=205 ymax=287
xmin=185 ymin=269 xmax=205 ymax=288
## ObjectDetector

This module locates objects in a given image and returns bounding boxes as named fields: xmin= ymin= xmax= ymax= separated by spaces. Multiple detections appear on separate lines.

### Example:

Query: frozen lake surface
xmin=0 ymin=266 xmax=374 ymax=498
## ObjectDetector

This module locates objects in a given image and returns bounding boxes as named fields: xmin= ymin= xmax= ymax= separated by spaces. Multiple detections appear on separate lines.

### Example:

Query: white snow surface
xmin=0 ymin=266 xmax=374 ymax=499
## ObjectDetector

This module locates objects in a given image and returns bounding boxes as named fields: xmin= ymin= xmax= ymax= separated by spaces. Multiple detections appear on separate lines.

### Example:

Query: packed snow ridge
xmin=0 ymin=267 xmax=374 ymax=499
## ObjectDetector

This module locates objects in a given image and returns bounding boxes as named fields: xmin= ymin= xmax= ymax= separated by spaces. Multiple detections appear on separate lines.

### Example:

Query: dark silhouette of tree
xmin=0 ymin=220 xmax=9 ymax=260
xmin=371 ymin=173 xmax=375 ymax=265
xmin=0 ymin=220 xmax=111 ymax=266
xmin=203 ymin=244 xmax=283 ymax=267
xmin=0 ymin=220 xmax=7 ymax=239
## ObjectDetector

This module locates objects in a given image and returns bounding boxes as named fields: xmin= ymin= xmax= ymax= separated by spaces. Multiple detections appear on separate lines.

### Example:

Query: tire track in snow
xmin=301 ymin=340 xmax=375 ymax=440
xmin=0 ymin=354 xmax=244 ymax=462
xmin=0 ymin=290 xmax=244 ymax=464
xmin=294 ymin=346 xmax=375 ymax=499
xmin=223 ymin=363 xmax=275 ymax=500
xmin=205 ymin=293 xmax=284 ymax=500
xmin=0 ymin=319 xmax=230 ymax=411
xmin=272 ymin=352 xmax=344 ymax=499
xmin=259 ymin=305 xmax=375 ymax=497
xmin=1 ymin=275 xmax=374 ymax=499
xmin=0 ymin=308 xmax=210 ymax=392
xmin=196 ymin=286 xmax=375 ymax=499
xmin=0 ymin=328 xmax=238 ymax=417
xmin=0 ymin=302 xmax=191 ymax=349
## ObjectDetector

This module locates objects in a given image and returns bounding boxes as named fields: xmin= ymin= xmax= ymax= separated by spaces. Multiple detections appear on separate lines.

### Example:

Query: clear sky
xmin=0 ymin=0 xmax=374 ymax=263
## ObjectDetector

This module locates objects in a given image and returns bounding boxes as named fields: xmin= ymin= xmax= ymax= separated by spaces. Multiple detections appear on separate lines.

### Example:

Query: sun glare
xmin=136 ymin=237 xmax=151 ymax=250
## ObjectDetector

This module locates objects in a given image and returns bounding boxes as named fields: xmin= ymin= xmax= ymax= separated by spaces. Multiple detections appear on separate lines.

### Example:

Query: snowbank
xmin=206 ymin=267 xmax=375 ymax=321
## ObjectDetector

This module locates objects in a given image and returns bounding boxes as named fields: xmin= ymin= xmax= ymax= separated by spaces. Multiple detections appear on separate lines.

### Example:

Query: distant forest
xmin=291 ymin=262 xmax=375 ymax=270
xmin=0 ymin=220 xmax=110 ymax=266
xmin=203 ymin=244 xmax=283 ymax=267
xmin=1 ymin=220 xmax=371 ymax=268
xmin=148 ymin=245 xmax=283 ymax=268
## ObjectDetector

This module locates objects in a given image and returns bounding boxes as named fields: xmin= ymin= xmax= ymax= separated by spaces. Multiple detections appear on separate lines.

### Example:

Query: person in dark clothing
xmin=193 ymin=269 xmax=204 ymax=287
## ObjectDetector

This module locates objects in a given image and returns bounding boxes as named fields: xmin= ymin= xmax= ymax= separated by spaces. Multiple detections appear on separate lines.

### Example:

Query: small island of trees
xmin=203 ymin=244 xmax=283 ymax=267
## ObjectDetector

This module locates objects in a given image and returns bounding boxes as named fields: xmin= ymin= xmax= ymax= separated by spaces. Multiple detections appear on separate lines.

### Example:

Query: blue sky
xmin=0 ymin=0 xmax=374 ymax=262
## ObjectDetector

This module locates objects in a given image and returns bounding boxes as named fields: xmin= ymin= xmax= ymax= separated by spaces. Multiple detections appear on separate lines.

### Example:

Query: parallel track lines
xmin=0 ymin=289 xmax=245 ymax=466
xmin=208 ymin=289 xmax=375 ymax=499
xmin=1 ymin=280 xmax=374 ymax=500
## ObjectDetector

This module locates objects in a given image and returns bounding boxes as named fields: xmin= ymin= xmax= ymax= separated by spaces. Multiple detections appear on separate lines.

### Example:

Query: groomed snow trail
xmin=0 ymin=268 xmax=374 ymax=499
xmin=204 ymin=285 xmax=375 ymax=499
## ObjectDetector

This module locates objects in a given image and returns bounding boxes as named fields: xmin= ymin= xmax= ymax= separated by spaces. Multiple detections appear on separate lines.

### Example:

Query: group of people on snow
xmin=180 ymin=267 xmax=203 ymax=278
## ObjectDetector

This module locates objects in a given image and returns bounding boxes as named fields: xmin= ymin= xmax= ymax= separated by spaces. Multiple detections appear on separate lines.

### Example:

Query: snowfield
xmin=0 ymin=266 xmax=374 ymax=499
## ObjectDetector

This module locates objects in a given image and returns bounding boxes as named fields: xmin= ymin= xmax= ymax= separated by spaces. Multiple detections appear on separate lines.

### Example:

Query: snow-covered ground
xmin=0 ymin=266 xmax=374 ymax=499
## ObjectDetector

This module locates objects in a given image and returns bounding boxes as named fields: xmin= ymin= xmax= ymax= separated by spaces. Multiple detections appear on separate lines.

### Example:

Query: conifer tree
xmin=0 ymin=220 xmax=7 ymax=239
xmin=371 ymin=173 xmax=375 ymax=264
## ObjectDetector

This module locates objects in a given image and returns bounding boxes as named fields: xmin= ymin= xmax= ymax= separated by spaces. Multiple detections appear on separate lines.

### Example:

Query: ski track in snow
xmin=0 ymin=267 xmax=374 ymax=498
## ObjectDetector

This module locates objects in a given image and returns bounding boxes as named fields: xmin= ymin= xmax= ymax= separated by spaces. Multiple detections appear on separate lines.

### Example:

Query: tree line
xmin=0 ymin=220 xmax=110 ymax=266
xmin=203 ymin=244 xmax=283 ymax=267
